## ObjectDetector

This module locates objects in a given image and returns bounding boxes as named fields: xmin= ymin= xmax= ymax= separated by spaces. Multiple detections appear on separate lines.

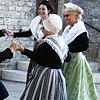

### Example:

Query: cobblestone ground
xmin=95 ymin=82 xmax=100 ymax=100
xmin=0 ymin=79 xmax=100 ymax=100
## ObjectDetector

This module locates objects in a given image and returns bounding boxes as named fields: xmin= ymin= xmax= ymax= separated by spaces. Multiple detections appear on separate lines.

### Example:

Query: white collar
xmin=30 ymin=16 xmax=42 ymax=39
xmin=62 ymin=20 xmax=89 ymax=45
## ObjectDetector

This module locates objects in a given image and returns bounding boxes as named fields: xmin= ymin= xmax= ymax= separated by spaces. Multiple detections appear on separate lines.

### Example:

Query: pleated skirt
xmin=20 ymin=65 xmax=67 ymax=100
xmin=62 ymin=52 xmax=99 ymax=100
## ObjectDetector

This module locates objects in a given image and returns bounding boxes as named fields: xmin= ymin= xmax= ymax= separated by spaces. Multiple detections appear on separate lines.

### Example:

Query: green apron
xmin=62 ymin=52 xmax=98 ymax=100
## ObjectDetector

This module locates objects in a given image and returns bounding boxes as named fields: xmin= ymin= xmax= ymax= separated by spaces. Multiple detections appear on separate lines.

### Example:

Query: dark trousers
xmin=0 ymin=81 xmax=9 ymax=100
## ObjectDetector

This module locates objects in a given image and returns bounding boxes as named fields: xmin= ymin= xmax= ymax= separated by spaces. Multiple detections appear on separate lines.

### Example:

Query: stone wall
xmin=64 ymin=0 xmax=100 ymax=63
xmin=0 ymin=0 xmax=36 ymax=67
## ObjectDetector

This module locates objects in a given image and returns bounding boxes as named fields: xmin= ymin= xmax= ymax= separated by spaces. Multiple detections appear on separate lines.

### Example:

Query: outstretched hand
xmin=10 ymin=42 xmax=24 ymax=52
xmin=2 ymin=29 xmax=14 ymax=36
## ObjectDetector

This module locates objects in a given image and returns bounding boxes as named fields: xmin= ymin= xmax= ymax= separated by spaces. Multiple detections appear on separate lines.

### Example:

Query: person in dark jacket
xmin=0 ymin=29 xmax=13 ymax=100
xmin=9 ymin=14 xmax=68 ymax=100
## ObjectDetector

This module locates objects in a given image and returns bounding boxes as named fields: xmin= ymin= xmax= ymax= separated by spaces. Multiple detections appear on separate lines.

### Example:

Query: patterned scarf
xmin=39 ymin=34 xmax=69 ymax=63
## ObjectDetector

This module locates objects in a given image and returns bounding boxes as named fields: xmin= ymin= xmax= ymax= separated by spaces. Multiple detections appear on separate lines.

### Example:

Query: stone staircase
xmin=1 ymin=61 xmax=100 ymax=83
xmin=1 ymin=61 xmax=29 ymax=83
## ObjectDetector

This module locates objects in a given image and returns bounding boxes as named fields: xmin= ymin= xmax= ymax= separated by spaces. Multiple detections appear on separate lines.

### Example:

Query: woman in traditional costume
xmin=10 ymin=14 xmax=68 ymax=100
xmin=62 ymin=3 xmax=98 ymax=100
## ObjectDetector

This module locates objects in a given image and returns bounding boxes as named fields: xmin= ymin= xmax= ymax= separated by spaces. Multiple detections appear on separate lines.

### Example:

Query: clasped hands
xmin=2 ymin=29 xmax=24 ymax=52
xmin=1 ymin=29 xmax=24 ymax=52
xmin=10 ymin=42 xmax=24 ymax=52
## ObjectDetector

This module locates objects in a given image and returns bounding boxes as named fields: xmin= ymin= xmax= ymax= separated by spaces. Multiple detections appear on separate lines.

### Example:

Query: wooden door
xmin=36 ymin=0 xmax=58 ymax=15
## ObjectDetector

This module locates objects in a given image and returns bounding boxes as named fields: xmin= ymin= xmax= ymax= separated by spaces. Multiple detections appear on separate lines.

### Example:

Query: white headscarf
xmin=43 ymin=14 xmax=62 ymax=34
xmin=62 ymin=20 xmax=89 ymax=45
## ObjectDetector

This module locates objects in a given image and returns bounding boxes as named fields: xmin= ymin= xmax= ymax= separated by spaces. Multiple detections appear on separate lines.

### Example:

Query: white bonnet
xmin=43 ymin=14 xmax=62 ymax=34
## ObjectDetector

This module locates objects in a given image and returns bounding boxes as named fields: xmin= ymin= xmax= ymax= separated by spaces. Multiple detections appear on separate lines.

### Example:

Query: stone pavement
xmin=0 ymin=79 xmax=100 ymax=100
xmin=0 ymin=79 xmax=25 ymax=100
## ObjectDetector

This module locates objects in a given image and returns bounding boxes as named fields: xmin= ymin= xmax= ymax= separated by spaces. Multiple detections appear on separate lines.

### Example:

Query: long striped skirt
xmin=20 ymin=65 xmax=67 ymax=100
xmin=62 ymin=52 xmax=99 ymax=100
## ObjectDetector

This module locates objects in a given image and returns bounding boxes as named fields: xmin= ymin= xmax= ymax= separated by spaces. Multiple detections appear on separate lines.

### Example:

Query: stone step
xmin=92 ymin=71 xmax=100 ymax=83
xmin=88 ymin=61 xmax=98 ymax=71
xmin=1 ymin=61 xmax=99 ymax=83
xmin=1 ymin=69 xmax=100 ymax=83
xmin=16 ymin=61 xmax=98 ymax=71
xmin=17 ymin=61 xmax=29 ymax=71
xmin=1 ymin=70 xmax=27 ymax=83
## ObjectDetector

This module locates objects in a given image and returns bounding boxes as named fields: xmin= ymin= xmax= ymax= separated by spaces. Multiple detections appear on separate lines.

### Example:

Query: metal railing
xmin=84 ymin=22 xmax=100 ymax=32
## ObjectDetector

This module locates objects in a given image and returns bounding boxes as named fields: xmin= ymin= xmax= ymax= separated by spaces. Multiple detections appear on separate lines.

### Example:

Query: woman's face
xmin=38 ymin=4 xmax=50 ymax=19
xmin=42 ymin=27 xmax=53 ymax=37
xmin=64 ymin=11 xmax=78 ymax=27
